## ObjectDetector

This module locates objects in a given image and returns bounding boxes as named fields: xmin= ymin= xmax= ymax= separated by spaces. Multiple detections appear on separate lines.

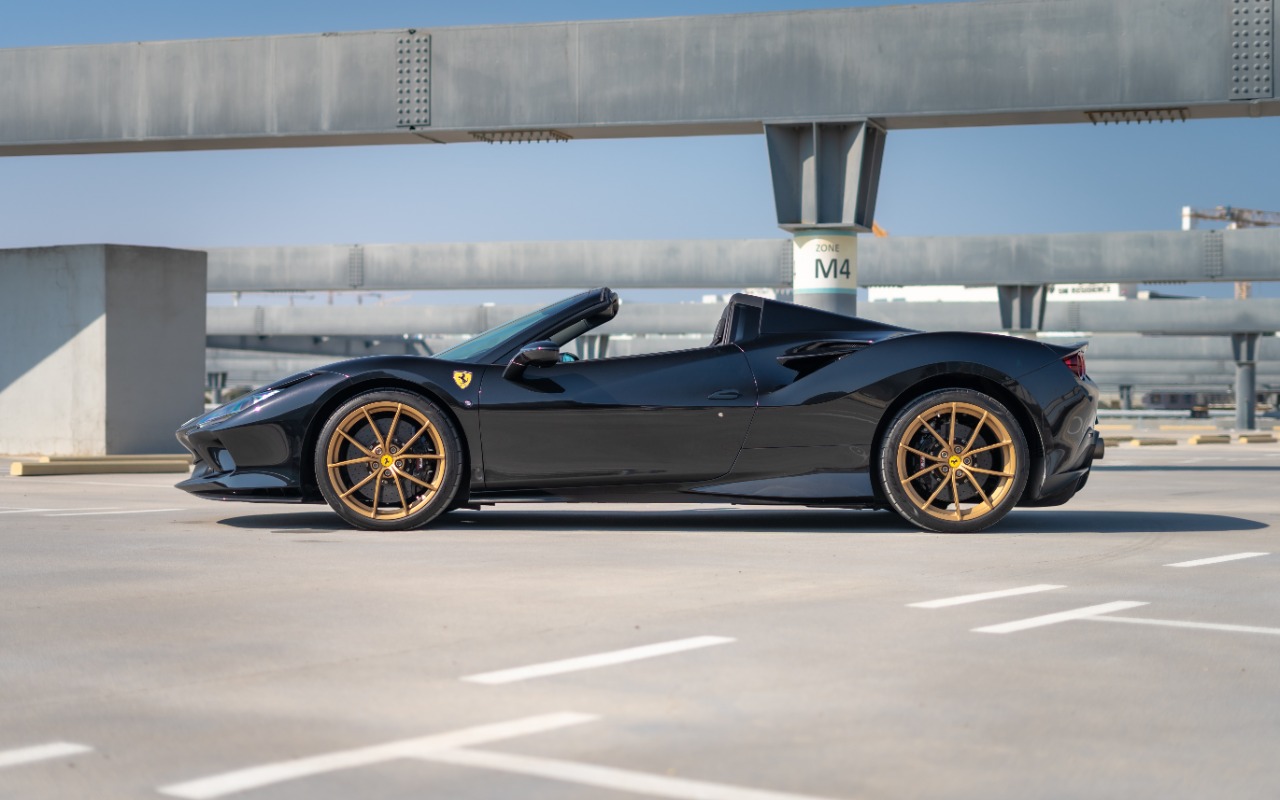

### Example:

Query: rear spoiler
xmin=1039 ymin=340 xmax=1087 ymax=358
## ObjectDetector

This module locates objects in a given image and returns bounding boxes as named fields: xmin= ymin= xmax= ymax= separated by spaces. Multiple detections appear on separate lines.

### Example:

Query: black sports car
xmin=177 ymin=289 xmax=1102 ymax=533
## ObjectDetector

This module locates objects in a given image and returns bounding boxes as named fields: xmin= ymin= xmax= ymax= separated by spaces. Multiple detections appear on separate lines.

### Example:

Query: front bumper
xmin=174 ymin=371 xmax=348 ymax=503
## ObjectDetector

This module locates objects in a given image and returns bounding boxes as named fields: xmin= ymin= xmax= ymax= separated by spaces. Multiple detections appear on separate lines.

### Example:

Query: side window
xmin=553 ymin=314 xmax=612 ymax=360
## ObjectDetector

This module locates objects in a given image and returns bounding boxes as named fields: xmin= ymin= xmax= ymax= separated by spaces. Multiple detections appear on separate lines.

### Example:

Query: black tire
xmin=877 ymin=388 xmax=1029 ymax=533
xmin=314 ymin=390 xmax=462 ymax=531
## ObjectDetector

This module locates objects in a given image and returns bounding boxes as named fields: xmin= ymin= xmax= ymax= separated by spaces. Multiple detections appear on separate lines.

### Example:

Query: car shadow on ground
xmin=999 ymin=510 xmax=1267 ymax=534
xmin=216 ymin=507 xmax=1267 ymax=536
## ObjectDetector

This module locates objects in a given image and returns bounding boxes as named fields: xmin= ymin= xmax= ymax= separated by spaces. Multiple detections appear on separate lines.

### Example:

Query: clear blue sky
xmin=2 ymin=0 xmax=1278 ymax=299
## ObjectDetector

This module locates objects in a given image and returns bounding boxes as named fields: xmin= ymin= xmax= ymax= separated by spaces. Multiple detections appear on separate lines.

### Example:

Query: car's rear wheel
xmin=315 ymin=391 xmax=461 ymax=530
xmin=878 ymin=388 xmax=1028 ymax=533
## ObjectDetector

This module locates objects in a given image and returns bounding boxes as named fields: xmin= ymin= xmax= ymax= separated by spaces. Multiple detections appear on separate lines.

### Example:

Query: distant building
xmin=868 ymin=283 xmax=1139 ymax=303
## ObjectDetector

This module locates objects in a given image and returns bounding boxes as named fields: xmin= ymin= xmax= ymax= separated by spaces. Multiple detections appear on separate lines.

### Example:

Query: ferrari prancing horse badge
xmin=453 ymin=370 xmax=472 ymax=389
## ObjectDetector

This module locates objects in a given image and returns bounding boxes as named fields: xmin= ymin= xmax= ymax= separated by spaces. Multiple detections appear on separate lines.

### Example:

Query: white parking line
xmin=158 ymin=712 xmax=596 ymax=799
xmin=462 ymin=636 xmax=735 ymax=685
xmin=973 ymin=601 xmax=1148 ymax=634
xmin=908 ymin=584 xmax=1065 ymax=609
xmin=44 ymin=508 xmax=183 ymax=517
xmin=419 ymin=747 xmax=839 ymax=800
xmin=2 ymin=478 xmax=177 ymax=489
xmin=1091 ymin=616 xmax=1280 ymax=637
xmin=0 ymin=507 xmax=124 ymax=515
xmin=0 ymin=742 xmax=92 ymax=770
xmin=1165 ymin=552 xmax=1269 ymax=568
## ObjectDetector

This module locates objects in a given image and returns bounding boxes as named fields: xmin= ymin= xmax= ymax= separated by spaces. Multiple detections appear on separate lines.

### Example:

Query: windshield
xmin=436 ymin=292 xmax=597 ymax=362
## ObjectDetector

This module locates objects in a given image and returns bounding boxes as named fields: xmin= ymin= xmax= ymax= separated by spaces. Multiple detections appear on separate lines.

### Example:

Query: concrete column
xmin=577 ymin=334 xmax=610 ymax=360
xmin=0 ymin=245 xmax=206 ymax=455
xmin=1236 ymin=364 xmax=1257 ymax=430
xmin=1231 ymin=332 xmax=1261 ymax=431
xmin=997 ymin=285 xmax=1049 ymax=333
xmin=206 ymin=372 xmax=228 ymax=405
xmin=765 ymin=120 xmax=884 ymax=317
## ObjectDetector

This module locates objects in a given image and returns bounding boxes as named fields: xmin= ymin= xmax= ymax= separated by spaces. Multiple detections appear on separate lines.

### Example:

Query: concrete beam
xmin=206 ymin=230 xmax=1280 ymax=292
xmin=207 ymin=301 xmax=723 ymax=338
xmin=1089 ymin=375 xmax=1280 ymax=390
xmin=204 ymin=334 xmax=445 ymax=358
xmin=1089 ymin=362 xmax=1280 ymax=377
xmin=207 ymin=240 xmax=791 ymax=292
xmin=872 ymin=299 xmax=1280 ymax=336
xmin=861 ymin=229 xmax=1280 ymax=287
xmin=1039 ymin=335 xmax=1280 ymax=361
xmin=206 ymin=349 xmax=335 ymax=386
xmin=206 ymin=298 xmax=1280 ymax=339
xmin=2 ymin=0 xmax=1276 ymax=156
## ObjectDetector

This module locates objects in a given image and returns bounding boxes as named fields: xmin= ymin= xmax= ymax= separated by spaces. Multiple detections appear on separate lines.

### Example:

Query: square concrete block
xmin=0 ymin=245 xmax=206 ymax=455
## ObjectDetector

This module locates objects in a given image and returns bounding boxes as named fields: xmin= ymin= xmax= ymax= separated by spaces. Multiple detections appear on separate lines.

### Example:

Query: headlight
xmin=193 ymin=389 xmax=280 ymax=428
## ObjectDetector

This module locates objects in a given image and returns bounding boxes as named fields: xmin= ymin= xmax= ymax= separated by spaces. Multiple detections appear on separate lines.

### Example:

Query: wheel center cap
xmin=948 ymin=455 xmax=962 ymax=469
xmin=380 ymin=454 xmax=394 ymax=468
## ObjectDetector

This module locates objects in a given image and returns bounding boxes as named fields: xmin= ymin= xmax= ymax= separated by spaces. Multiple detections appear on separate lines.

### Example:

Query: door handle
xmin=707 ymin=389 xmax=741 ymax=400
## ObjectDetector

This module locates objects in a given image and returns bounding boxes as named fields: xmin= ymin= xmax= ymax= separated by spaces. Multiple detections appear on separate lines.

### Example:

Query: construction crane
xmin=1181 ymin=205 xmax=1280 ymax=299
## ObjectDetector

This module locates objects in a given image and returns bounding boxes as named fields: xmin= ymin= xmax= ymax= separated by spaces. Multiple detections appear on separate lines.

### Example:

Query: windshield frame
xmin=435 ymin=289 xmax=616 ymax=365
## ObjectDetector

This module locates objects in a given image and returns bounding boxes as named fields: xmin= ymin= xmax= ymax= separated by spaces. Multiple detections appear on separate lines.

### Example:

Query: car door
xmin=476 ymin=345 xmax=757 ymax=489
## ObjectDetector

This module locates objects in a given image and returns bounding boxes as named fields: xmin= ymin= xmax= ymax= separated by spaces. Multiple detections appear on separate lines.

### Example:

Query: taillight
xmin=1063 ymin=352 xmax=1087 ymax=379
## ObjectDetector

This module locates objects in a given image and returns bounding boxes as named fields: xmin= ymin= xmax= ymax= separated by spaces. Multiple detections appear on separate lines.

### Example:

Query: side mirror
xmin=503 ymin=340 xmax=561 ymax=381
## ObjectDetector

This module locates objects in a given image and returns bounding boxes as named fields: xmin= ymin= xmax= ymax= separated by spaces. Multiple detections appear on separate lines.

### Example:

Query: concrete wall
xmin=0 ymin=245 xmax=206 ymax=455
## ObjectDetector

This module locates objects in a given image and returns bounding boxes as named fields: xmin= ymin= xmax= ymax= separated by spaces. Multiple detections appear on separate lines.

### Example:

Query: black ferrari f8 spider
xmin=177 ymin=289 xmax=1102 ymax=533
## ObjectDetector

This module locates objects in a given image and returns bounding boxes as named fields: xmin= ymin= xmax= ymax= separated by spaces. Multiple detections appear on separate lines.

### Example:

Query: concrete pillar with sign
xmin=766 ymin=120 xmax=885 ymax=316
xmin=791 ymin=231 xmax=859 ymax=313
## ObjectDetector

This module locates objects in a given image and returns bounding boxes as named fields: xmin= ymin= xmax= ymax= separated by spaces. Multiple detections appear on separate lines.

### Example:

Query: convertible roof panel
xmin=732 ymin=293 xmax=917 ymax=338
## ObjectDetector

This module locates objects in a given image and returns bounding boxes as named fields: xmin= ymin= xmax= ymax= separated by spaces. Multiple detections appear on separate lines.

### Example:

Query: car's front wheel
xmin=315 ymin=390 xmax=461 ymax=530
xmin=878 ymin=388 xmax=1028 ymax=533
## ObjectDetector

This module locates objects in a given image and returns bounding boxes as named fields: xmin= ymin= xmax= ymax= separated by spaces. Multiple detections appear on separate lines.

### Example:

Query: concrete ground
xmin=0 ymin=443 xmax=1277 ymax=800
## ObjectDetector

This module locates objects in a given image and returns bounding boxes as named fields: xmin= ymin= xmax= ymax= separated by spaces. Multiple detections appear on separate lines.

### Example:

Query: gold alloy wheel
xmin=894 ymin=400 xmax=1018 ymax=523
xmin=323 ymin=401 xmax=446 ymax=520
